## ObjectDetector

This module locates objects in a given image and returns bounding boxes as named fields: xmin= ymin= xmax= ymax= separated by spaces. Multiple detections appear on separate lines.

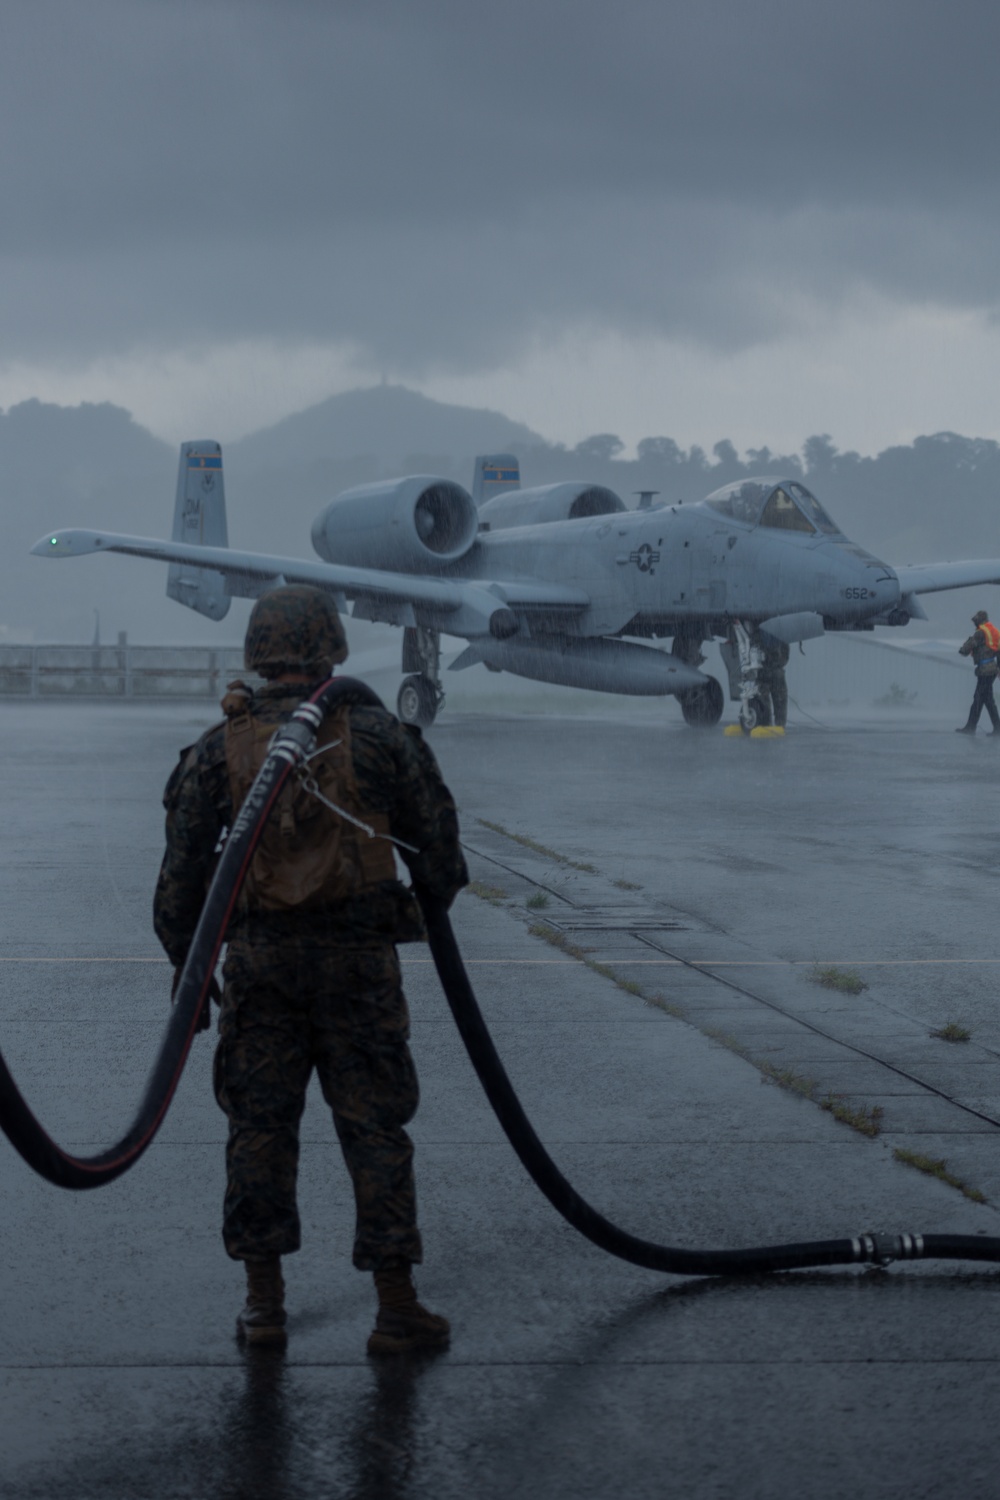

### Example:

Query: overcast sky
xmin=3 ymin=0 xmax=1000 ymax=455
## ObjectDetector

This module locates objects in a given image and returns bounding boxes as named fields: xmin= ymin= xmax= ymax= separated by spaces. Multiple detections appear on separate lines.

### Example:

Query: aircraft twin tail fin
xmin=472 ymin=453 xmax=520 ymax=507
xmin=166 ymin=440 xmax=232 ymax=620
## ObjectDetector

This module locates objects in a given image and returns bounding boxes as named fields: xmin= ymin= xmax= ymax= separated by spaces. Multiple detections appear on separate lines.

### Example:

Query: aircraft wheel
xmin=739 ymin=694 xmax=772 ymax=732
xmin=679 ymin=676 xmax=724 ymax=727
xmin=397 ymin=674 xmax=439 ymax=727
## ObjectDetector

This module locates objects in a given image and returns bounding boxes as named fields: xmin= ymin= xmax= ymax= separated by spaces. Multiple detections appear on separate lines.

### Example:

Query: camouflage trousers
xmin=758 ymin=667 xmax=788 ymax=728
xmin=214 ymin=934 xmax=422 ymax=1269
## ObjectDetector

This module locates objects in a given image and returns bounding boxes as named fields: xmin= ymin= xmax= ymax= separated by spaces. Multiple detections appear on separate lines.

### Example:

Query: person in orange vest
xmin=957 ymin=610 xmax=1000 ymax=734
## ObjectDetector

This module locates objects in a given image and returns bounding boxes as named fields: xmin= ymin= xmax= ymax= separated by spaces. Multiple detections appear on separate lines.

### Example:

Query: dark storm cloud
xmin=2 ymin=0 xmax=999 ymax=368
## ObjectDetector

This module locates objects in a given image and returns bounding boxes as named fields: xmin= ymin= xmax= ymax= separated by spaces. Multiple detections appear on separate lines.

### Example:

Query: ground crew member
xmin=153 ymin=585 xmax=468 ymax=1354
xmin=957 ymin=609 xmax=1000 ymax=734
xmin=758 ymin=637 xmax=790 ymax=729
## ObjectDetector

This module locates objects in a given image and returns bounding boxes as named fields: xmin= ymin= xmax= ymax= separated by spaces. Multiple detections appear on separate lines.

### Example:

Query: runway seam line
xmin=5 ymin=1356 xmax=1000 ymax=1371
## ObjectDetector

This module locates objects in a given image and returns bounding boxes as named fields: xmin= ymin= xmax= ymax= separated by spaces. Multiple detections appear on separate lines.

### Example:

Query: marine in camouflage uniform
xmin=154 ymin=586 xmax=467 ymax=1353
xmin=957 ymin=610 xmax=1000 ymax=735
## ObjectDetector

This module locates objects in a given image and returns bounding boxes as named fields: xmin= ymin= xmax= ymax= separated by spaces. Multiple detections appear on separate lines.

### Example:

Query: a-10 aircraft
xmin=33 ymin=442 xmax=1000 ymax=729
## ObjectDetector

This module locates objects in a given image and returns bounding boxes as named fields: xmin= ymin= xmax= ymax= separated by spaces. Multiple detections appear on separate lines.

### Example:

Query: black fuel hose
xmin=0 ymin=674 xmax=367 ymax=1190
xmin=3 ymin=681 xmax=1000 ymax=1276
xmin=417 ymin=898 xmax=1000 ymax=1275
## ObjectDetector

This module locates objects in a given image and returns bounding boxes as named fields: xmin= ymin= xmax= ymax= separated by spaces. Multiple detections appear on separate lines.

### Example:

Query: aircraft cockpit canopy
xmin=703 ymin=479 xmax=842 ymax=536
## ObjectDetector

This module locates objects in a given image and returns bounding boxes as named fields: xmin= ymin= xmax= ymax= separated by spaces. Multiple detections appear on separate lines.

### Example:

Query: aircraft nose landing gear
xmin=397 ymin=625 xmax=444 ymax=727
xmin=730 ymin=620 xmax=771 ymax=731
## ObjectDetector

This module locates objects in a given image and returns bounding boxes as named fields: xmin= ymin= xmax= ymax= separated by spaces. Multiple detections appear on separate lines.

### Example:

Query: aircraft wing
xmin=31 ymin=528 xmax=590 ymax=630
xmin=894 ymin=560 xmax=1000 ymax=596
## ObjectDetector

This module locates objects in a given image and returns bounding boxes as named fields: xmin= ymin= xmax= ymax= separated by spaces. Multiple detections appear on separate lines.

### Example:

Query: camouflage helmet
xmin=244 ymin=585 xmax=348 ymax=680
xmin=973 ymin=609 xmax=990 ymax=626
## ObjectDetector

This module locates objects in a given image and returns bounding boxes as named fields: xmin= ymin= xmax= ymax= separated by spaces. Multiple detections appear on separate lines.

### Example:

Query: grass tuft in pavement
xmin=704 ymin=1028 xmax=753 ymax=1061
xmin=528 ymin=921 xmax=653 ymax=1001
xmin=647 ymin=993 xmax=688 ymax=1020
xmin=893 ymin=1148 xmax=987 ymax=1203
xmin=758 ymin=1061 xmax=818 ymax=1098
xmin=704 ymin=1030 xmax=818 ymax=1101
xmin=930 ymin=1021 xmax=971 ymax=1043
xmin=526 ymin=891 xmax=550 ymax=910
xmin=820 ymin=1095 xmax=883 ymax=1137
xmin=810 ymin=965 xmax=868 ymax=996
xmin=466 ymin=881 xmax=507 ymax=906
xmin=529 ymin=922 xmax=583 ymax=956
xmin=612 ymin=877 xmax=642 ymax=891
xmin=477 ymin=818 xmax=598 ymax=873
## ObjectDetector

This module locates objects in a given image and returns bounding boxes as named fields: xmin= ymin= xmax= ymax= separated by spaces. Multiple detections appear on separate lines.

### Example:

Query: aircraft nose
xmin=828 ymin=549 xmax=900 ymax=618
xmin=845 ymin=547 xmax=899 ymax=605
xmin=870 ymin=562 xmax=901 ymax=607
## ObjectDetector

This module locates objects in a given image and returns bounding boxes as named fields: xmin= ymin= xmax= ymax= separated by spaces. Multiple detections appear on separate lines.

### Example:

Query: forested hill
xmin=2 ymin=385 xmax=998 ymax=642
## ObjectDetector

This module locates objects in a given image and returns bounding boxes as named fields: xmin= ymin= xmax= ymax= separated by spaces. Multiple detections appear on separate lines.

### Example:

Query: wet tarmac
xmin=2 ymin=696 xmax=1000 ymax=1498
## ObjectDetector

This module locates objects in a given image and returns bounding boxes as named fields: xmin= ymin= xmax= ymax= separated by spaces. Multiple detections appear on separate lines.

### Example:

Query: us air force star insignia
xmin=630 ymin=543 xmax=661 ymax=574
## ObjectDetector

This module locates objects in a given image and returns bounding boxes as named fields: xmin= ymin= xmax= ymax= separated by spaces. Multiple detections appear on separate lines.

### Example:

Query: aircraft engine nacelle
xmin=478 ymin=482 xmax=626 ymax=532
xmin=311 ymin=477 xmax=479 ymax=571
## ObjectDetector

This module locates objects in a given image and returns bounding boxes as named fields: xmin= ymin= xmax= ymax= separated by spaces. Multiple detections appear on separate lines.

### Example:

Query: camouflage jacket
xmin=153 ymin=680 xmax=468 ymax=967
xmin=959 ymin=628 xmax=999 ymax=677
xmin=760 ymin=640 xmax=790 ymax=673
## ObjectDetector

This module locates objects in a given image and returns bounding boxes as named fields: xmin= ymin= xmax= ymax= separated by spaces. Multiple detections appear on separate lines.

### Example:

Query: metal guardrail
xmin=0 ymin=645 xmax=251 ymax=698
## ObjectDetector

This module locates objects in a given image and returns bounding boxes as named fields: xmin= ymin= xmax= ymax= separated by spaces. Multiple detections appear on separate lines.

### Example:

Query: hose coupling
xmin=269 ymin=720 xmax=319 ymax=766
xmin=292 ymin=700 xmax=326 ymax=732
xmin=268 ymin=700 xmax=332 ymax=767
xmin=853 ymin=1231 xmax=925 ymax=1267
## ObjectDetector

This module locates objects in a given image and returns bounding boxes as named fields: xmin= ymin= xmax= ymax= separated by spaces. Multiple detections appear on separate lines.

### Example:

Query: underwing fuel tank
xmin=464 ymin=637 xmax=709 ymax=697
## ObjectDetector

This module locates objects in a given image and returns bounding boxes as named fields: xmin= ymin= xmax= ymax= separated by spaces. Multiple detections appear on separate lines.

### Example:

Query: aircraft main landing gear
xmin=397 ymin=673 xmax=440 ymax=727
xmin=678 ymin=677 xmax=724 ymax=727
xmin=397 ymin=626 xmax=444 ymax=727
xmin=672 ymin=631 xmax=723 ymax=727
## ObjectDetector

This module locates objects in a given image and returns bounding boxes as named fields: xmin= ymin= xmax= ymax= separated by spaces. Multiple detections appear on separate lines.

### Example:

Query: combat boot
xmin=236 ymin=1255 xmax=287 ymax=1347
xmin=367 ymin=1260 xmax=450 ymax=1356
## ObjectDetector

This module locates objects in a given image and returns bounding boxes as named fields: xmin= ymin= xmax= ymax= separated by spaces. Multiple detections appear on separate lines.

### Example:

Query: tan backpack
xmin=222 ymin=684 xmax=397 ymax=912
